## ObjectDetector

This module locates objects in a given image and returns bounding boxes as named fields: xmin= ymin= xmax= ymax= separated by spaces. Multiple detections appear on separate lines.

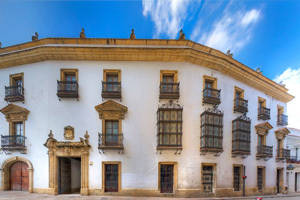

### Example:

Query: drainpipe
xmin=243 ymin=165 xmax=247 ymax=196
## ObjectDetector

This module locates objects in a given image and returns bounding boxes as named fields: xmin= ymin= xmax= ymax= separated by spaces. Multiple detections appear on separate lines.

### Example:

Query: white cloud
xmin=274 ymin=68 xmax=300 ymax=129
xmin=192 ymin=7 xmax=261 ymax=53
xmin=142 ymin=0 xmax=197 ymax=38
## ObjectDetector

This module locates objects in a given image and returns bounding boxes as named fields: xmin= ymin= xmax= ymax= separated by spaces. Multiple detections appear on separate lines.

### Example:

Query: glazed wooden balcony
xmin=232 ymin=140 xmax=250 ymax=156
xmin=277 ymin=148 xmax=290 ymax=160
xmin=101 ymin=81 xmax=121 ymax=99
xmin=256 ymin=145 xmax=273 ymax=159
xmin=159 ymin=82 xmax=180 ymax=99
xmin=287 ymin=156 xmax=300 ymax=164
xmin=57 ymin=81 xmax=78 ymax=98
xmin=202 ymin=88 xmax=221 ymax=105
xmin=258 ymin=107 xmax=270 ymax=120
xmin=234 ymin=98 xmax=248 ymax=113
xmin=157 ymin=132 xmax=182 ymax=150
xmin=4 ymin=85 xmax=24 ymax=102
xmin=1 ymin=135 xmax=26 ymax=151
xmin=98 ymin=133 xmax=123 ymax=150
xmin=200 ymin=135 xmax=223 ymax=153
xmin=277 ymin=114 xmax=288 ymax=126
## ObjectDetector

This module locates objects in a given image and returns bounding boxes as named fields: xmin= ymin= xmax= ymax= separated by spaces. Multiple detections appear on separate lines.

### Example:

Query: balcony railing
xmin=98 ymin=133 xmax=123 ymax=150
xmin=4 ymin=85 xmax=24 ymax=102
xmin=57 ymin=81 xmax=78 ymax=98
xmin=258 ymin=107 xmax=270 ymax=120
xmin=102 ymin=81 xmax=121 ymax=99
xmin=202 ymin=88 xmax=221 ymax=105
xmin=157 ymin=132 xmax=182 ymax=150
xmin=277 ymin=114 xmax=288 ymax=126
xmin=159 ymin=82 xmax=180 ymax=99
xmin=256 ymin=145 xmax=273 ymax=158
xmin=234 ymin=98 xmax=248 ymax=113
xmin=277 ymin=148 xmax=290 ymax=160
xmin=287 ymin=156 xmax=300 ymax=164
xmin=1 ymin=135 xmax=26 ymax=150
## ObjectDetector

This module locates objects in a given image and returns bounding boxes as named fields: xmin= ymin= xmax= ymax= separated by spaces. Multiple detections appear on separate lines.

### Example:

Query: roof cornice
xmin=0 ymin=38 xmax=294 ymax=102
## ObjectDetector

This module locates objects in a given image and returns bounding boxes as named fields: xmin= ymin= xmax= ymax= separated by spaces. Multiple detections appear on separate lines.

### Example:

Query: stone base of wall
xmin=32 ymin=187 xmax=279 ymax=197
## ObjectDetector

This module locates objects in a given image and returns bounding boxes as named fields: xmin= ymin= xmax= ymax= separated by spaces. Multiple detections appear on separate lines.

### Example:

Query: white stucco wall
xmin=0 ymin=60 xmax=288 ymax=192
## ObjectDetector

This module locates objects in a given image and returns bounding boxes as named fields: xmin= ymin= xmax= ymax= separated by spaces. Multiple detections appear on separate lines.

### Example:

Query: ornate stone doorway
xmin=44 ymin=130 xmax=90 ymax=195
xmin=0 ymin=156 xmax=33 ymax=192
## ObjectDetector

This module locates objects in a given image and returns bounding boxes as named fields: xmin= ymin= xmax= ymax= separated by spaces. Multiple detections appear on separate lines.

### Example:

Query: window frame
xmin=203 ymin=75 xmax=217 ymax=89
xmin=257 ymin=166 xmax=266 ymax=192
xmin=60 ymin=69 xmax=78 ymax=82
xmin=160 ymin=70 xmax=178 ymax=83
xmin=103 ymin=69 xmax=121 ymax=82
xmin=9 ymin=73 xmax=24 ymax=87
xmin=201 ymin=163 xmax=217 ymax=193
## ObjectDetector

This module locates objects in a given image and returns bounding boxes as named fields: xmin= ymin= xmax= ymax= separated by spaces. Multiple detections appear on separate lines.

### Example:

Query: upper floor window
xmin=255 ymin=122 xmax=273 ymax=159
xmin=4 ymin=73 xmax=24 ymax=102
xmin=13 ymin=122 xmax=24 ymax=136
xmin=202 ymin=76 xmax=220 ymax=105
xmin=234 ymin=87 xmax=248 ymax=113
xmin=200 ymin=108 xmax=223 ymax=153
xmin=102 ymin=69 xmax=121 ymax=99
xmin=159 ymin=70 xmax=179 ymax=99
xmin=57 ymin=69 xmax=79 ymax=99
xmin=257 ymin=97 xmax=270 ymax=120
xmin=157 ymin=104 xmax=183 ymax=150
xmin=232 ymin=115 xmax=251 ymax=156
xmin=277 ymin=105 xmax=288 ymax=126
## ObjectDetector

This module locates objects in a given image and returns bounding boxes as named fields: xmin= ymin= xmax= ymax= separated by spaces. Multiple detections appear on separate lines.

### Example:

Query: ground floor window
xmin=160 ymin=164 xmax=174 ymax=193
xmin=202 ymin=165 xmax=214 ymax=193
xmin=233 ymin=166 xmax=242 ymax=191
xmin=257 ymin=167 xmax=265 ymax=191
xmin=103 ymin=162 xmax=120 ymax=192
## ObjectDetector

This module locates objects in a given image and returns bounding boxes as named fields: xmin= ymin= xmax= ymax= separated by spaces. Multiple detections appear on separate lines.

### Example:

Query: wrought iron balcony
xmin=1 ymin=135 xmax=26 ymax=151
xmin=157 ymin=132 xmax=182 ymax=150
xmin=234 ymin=98 xmax=248 ymax=113
xmin=256 ymin=145 xmax=273 ymax=158
xmin=277 ymin=148 xmax=290 ymax=160
xmin=101 ymin=81 xmax=121 ymax=99
xmin=202 ymin=88 xmax=221 ymax=105
xmin=4 ymin=85 xmax=24 ymax=102
xmin=287 ymin=156 xmax=300 ymax=164
xmin=277 ymin=114 xmax=288 ymax=126
xmin=258 ymin=107 xmax=270 ymax=120
xmin=159 ymin=82 xmax=180 ymax=99
xmin=57 ymin=81 xmax=78 ymax=98
xmin=98 ymin=133 xmax=123 ymax=150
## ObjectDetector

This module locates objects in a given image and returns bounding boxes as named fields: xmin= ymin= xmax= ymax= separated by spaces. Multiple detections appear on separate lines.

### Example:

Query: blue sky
xmin=1 ymin=0 xmax=300 ymax=127
xmin=0 ymin=0 xmax=299 ymax=79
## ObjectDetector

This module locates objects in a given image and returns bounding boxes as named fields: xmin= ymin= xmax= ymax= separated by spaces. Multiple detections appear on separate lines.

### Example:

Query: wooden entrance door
xmin=58 ymin=158 xmax=71 ymax=194
xmin=160 ymin=164 xmax=174 ymax=193
xmin=104 ymin=164 xmax=119 ymax=192
xmin=10 ymin=161 xmax=29 ymax=191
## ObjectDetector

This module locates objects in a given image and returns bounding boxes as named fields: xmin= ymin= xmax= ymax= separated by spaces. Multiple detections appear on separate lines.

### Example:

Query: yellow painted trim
xmin=103 ymin=69 xmax=121 ymax=82
xmin=234 ymin=86 xmax=244 ymax=99
xmin=9 ymin=72 xmax=24 ymax=86
xmin=203 ymin=75 xmax=217 ymax=89
xmin=158 ymin=162 xmax=178 ymax=193
xmin=257 ymin=166 xmax=266 ymax=192
xmin=102 ymin=161 xmax=122 ymax=192
xmin=258 ymin=97 xmax=266 ymax=107
xmin=60 ymin=68 xmax=78 ymax=81
xmin=277 ymin=105 xmax=284 ymax=115
xmin=160 ymin=70 xmax=178 ymax=82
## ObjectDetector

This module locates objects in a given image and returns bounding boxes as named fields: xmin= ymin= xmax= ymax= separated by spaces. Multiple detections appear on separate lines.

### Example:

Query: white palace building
xmin=0 ymin=30 xmax=294 ymax=197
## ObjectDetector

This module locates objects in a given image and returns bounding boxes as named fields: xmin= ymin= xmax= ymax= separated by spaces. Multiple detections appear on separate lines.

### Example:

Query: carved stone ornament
xmin=80 ymin=28 xmax=86 ymax=39
xmin=226 ymin=50 xmax=233 ymax=57
xmin=255 ymin=122 xmax=273 ymax=136
xmin=44 ymin=130 xmax=90 ymax=195
xmin=159 ymin=100 xmax=183 ymax=109
xmin=275 ymin=128 xmax=290 ymax=140
xmin=64 ymin=126 xmax=74 ymax=140
xmin=95 ymin=100 xmax=128 ymax=120
xmin=32 ymin=32 xmax=39 ymax=41
xmin=0 ymin=104 xmax=30 ymax=122
xmin=178 ymin=29 xmax=185 ymax=40
xmin=130 ymin=29 xmax=136 ymax=39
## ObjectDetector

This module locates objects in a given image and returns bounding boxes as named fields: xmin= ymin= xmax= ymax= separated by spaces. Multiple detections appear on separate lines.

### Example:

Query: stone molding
xmin=255 ymin=122 xmax=273 ymax=136
xmin=0 ymin=38 xmax=293 ymax=103
xmin=0 ymin=104 xmax=29 ymax=122
xmin=44 ymin=130 xmax=90 ymax=195
xmin=95 ymin=100 xmax=128 ymax=120
xmin=275 ymin=128 xmax=290 ymax=140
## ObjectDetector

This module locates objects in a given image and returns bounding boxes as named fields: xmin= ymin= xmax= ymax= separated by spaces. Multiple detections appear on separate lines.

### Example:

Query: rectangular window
xmin=160 ymin=164 xmax=174 ymax=193
xmin=13 ymin=122 xmax=23 ymax=136
xmin=202 ymin=165 xmax=214 ymax=193
xmin=233 ymin=166 xmax=241 ymax=191
xmin=105 ymin=120 xmax=119 ymax=145
xmin=58 ymin=69 xmax=79 ymax=95
xmin=102 ymin=70 xmax=121 ymax=98
xmin=157 ymin=108 xmax=182 ymax=147
xmin=104 ymin=163 xmax=120 ymax=192
xmin=232 ymin=116 xmax=251 ymax=154
xmin=200 ymin=109 xmax=223 ymax=152
xmin=257 ymin=167 xmax=265 ymax=191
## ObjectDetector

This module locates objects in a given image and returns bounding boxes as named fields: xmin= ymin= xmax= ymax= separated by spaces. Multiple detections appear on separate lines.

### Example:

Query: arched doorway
xmin=10 ymin=161 xmax=29 ymax=191
xmin=0 ymin=156 xmax=33 ymax=192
